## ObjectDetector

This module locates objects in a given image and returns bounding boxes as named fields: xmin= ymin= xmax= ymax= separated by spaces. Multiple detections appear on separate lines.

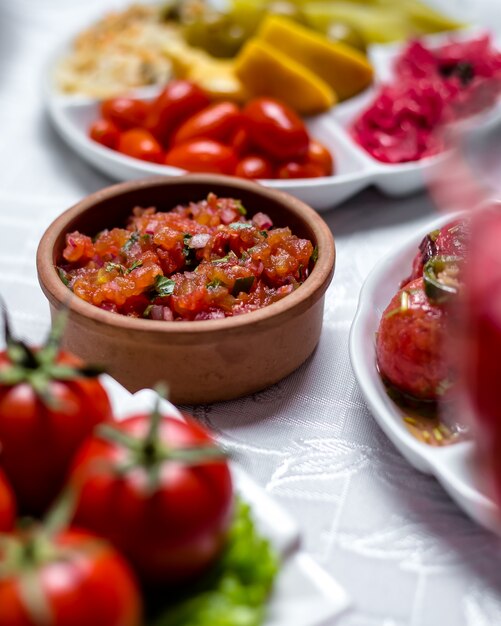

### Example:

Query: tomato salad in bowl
xmin=37 ymin=175 xmax=335 ymax=403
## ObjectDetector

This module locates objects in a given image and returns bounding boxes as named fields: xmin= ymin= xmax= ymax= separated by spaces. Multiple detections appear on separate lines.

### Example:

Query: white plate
xmin=349 ymin=213 xmax=501 ymax=535
xmin=101 ymin=375 xmax=350 ymax=625
xmin=45 ymin=24 xmax=501 ymax=212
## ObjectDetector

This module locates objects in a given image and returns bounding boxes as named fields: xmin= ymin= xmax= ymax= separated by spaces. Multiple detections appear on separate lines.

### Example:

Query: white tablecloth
xmin=3 ymin=1 xmax=501 ymax=624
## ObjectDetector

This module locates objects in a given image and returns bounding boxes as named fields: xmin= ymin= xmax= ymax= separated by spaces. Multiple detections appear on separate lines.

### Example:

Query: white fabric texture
xmin=2 ymin=1 xmax=501 ymax=624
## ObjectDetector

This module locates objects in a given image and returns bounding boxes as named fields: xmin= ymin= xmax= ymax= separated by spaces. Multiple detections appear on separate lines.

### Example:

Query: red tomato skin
xmin=0 ymin=468 xmax=15 ymax=532
xmin=376 ymin=278 xmax=450 ymax=401
xmin=171 ymin=102 xmax=241 ymax=146
xmin=235 ymin=155 xmax=274 ymax=179
xmin=0 ymin=530 xmax=142 ymax=626
xmin=307 ymin=140 xmax=334 ymax=175
xmin=276 ymin=160 xmax=325 ymax=179
xmin=0 ymin=351 xmax=112 ymax=515
xmin=70 ymin=415 xmax=234 ymax=585
xmin=117 ymin=129 xmax=164 ymax=163
xmin=230 ymin=127 xmax=252 ymax=155
xmin=89 ymin=119 xmax=120 ymax=150
xmin=101 ymin=98 xmax=149 ymax=131
xmin=242 ymin=98 xmax=309 ymax=160
xmin=146 ymin=80 xmax=211 ymax=145
xmin=165 ymin=140 xmax=238 ymax=175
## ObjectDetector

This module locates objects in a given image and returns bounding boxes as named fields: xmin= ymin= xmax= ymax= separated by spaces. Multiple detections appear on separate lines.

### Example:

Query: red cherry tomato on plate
xmin=146 ymin=80 xmax=211 ymax=145
xmin=0 ymin=344 xmax=111 ymax=516
xmin=307 ymin=139 xmax=334 ymax=175
xmin=89 ymin=119 xmax=120 ymax=149
xmin=165 ymin=139 xmax=237 ymax=174
xmin=0 ymin=529 xmax=142 ymax=626
xmin=101 ymin=98 xmax=149 ymax=131
xmin=230 ymin=127 xmax=252 ymax=155
xmin=117 ymin=129 xmax=164 ymax=163
xmin=69 ymin=412 xmax=234 ymax=585
xmin=235 ymin=154 xmax=274 ymax=179
xmin=242 ymin=98 xmax=309 ymax=160
xmin=0 ymin=469 xmax=15 ymax=532
xmin=277 ymin=160 xmax=326 ymax=179
xmin=172 ymin=102 xmax=241 ymax=145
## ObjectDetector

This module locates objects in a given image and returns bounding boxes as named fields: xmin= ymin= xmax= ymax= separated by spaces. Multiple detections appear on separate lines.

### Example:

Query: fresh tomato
xmin=276 ymin=160 xmax=326 ymax=179
xmin=242 ymin=98 xmax=309 ymax=160
xmin=89 ymin=119 xmax=121 ymax=150
xmin=0 ymin=319 xmax=112 ymax=515
xmin=146 ymin=80 xmax=211 ymax=145
xmin=165 ymin=139 xmax=237 ymax=175
xmin=0 ymin=528 xmax=142 ymax=626
xmin=101 ymin=98 xmax=149 ymax=131
xmin=69 ymin=410 xmax=233 ymax=585
xmin=307 ymin=140 xmax=334 ymax=175
xmin=230 ymin=127 xmax=252 ymax=155
xmin=117 ymin=129 xmax=164 ymax=163
xmin=172 ymin=102 xmax=241 ymax=145
xmin=235 ymin=155 xmax=274 ymax=179
xmin=0 ymin=468 xmax=15 ymax=532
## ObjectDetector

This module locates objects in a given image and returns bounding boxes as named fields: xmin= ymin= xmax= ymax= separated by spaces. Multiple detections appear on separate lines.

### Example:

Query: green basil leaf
xmin=232 ymin=276 xmax=254 ymax=296
xmin=154 ymin=276 xmax=176 ymax=297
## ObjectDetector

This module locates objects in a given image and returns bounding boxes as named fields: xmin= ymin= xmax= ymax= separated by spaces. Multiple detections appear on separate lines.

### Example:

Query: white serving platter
xmin=45 ymin=23 xmax=501 ymax=212
xmin=349 ymin=213 xmax=501 ymax=535
xmin=101 ymin=375 xmax=350 ymax=626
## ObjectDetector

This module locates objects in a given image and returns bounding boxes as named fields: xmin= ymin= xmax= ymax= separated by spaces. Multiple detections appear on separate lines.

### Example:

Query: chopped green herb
xmin=143 ymin=304 xmax=154 ymax=318
xmin=58 ymin=268 xmax=70 ymax=287
xmin=141 ymin=234 xmax=152 ymax=243
xmin=153 ymin=500 xmax=278 ymax=626
xmin=121 ymin=231 xmax=139 ymax=254
xmin=183 ymin=233 xmax=193 ymax=244
xmin=105 ymin=262 xmax=125 ymax=275
xmin=310 ymin=246 xmax=319 ymax=264
xmin=154 ymin=276 xmax=176 ymax=297
xmin=128 ymin=260 xmax=143 ymax=273
xmin=428 ymin=229 xmax=440 ymax=242
xmin=232 ymin=276 xmax=254 ymax=296
xmin=260 ymin=230 xmax=268 ymax=239
xmin=212 ymin=252 xmax=237 ymax=265
xmin=235 ymin=201 xmax=247 ymax=216
xmin=229 ymin=223 xmax=253 ymax=231
xmin=207 ymin=278 xmax=226 ymax=290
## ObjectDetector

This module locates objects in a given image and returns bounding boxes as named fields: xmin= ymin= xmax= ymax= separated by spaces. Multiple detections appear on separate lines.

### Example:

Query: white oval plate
xmin=349 ymin=213 xmax=501 ymax=535
xmin=45 ymin=24 xmax=501 ymax=212
xmin=101 ymin=374 xmax=350 ymax=625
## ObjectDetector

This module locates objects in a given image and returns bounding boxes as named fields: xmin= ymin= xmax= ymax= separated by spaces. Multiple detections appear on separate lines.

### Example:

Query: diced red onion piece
xmin=162 ymin=307 xmax=174 ymax=321
xmin=150 ymin=305 xmax=164 ymax=320
xmin=189 ymin=233 xmax=211 ymax=249
xmin=252 ymin=212 xmax=273 ymax=230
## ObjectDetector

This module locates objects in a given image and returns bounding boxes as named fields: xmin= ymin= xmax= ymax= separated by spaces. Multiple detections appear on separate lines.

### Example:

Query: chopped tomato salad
xmin=58 ymin=194 xmax=316 ymax=320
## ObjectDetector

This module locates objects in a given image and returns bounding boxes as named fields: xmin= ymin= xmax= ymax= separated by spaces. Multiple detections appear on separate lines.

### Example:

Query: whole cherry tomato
xmin=89 ymin=119 xmax=121 ymax=149
xmin=165 ymin=139 xmax=237 ymax=175
xmin=0 ymin=318 xmax=112 ymax=515
xmin=277 ymin=160 xmax=326 ymax=179
xmin=101 ymin=98 xmax=149 ymax=131
xmin=146 ymin=80 xmax=211 ymax=144
xmin=69 ymin=410 xmax=233 ymax=585
xmin=242 ymin=98 xmax=309 ymax=160
xmin=307 ymin=140 xmax=334 ymax=176
xmin=235 ymin=155 xmax=274 ymax=179
xmin=0 ymin=468 xmax=15 ymax=532
xmin=117 ymin=129 xmax=164 ymax=163
xmin=0 ymin=528 xmax=142 ymax=626
xmin=230 ymin=127 xmax=252 ymax=155
xmin=172 ymin=102 xmax=241 ymax=145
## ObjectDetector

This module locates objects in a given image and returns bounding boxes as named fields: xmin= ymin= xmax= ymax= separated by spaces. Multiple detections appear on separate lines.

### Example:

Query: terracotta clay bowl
xmin=37 ymin=175 xmax=335 ymax=404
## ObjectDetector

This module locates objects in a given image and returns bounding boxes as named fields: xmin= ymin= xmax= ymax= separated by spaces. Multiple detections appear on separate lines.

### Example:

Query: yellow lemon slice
xmin=234 ymin=39 xmax=336 ymax=115
xmin=258 ymin=14 xmax=373 ymax=101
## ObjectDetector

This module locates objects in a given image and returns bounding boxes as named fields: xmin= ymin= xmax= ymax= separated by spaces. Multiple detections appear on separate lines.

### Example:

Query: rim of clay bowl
xmin=37 ymin=175 xmax=335 ymax=338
